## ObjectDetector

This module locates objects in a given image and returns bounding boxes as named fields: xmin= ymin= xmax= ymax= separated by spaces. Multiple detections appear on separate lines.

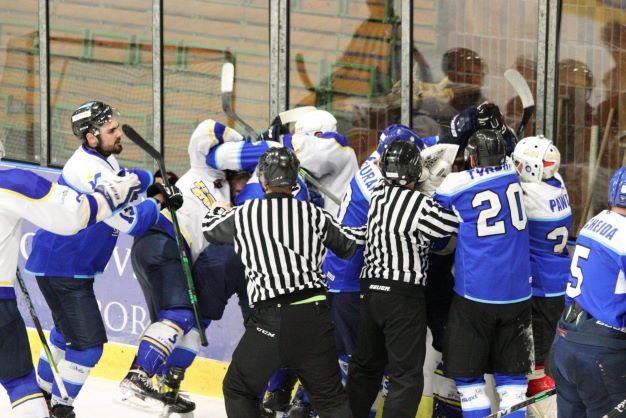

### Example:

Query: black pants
xmin=347 ymin=290 xmax=427 ymax=418
xmin=223 ymin=300 xmax=351 ymax=418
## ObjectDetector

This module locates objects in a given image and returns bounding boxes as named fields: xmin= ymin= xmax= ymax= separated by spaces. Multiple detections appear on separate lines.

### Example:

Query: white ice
xmin=0 ymin=376 xmax=228 ymax=418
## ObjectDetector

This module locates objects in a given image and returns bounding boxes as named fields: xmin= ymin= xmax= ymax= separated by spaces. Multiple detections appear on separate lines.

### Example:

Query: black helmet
xmin=257 ymin=147 xmax=300 ymax=189
xmin=464 ymin=129 xmax=507 ymax=168
xmin=381 ymin=141 xmax=422 ymax=186
xmin=71 ymin=101 xmax=115 ymax=140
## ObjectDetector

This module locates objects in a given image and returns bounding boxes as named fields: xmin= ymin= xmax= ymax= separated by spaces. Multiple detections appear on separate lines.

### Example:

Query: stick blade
xmin=221 ymin=62 xmax=235 ymax=94
xmin=278 ymin=106 xmax=317 ymax=124
xmin=504 ymin=69 xmax=534 ymax=108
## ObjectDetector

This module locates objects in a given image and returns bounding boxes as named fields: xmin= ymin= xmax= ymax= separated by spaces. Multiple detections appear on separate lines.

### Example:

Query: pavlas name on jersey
xmin=583 ymin=217 xmax=619 ymax=241
xmin=549 ymin=193 xmax=570 ymax=212
xmin=467 ymin=160 xmax=512 ymax=180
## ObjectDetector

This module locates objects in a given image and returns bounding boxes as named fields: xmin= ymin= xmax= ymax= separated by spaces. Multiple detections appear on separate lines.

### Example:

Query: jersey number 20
xmin=472 ymin=183 xmax=527 ymax=237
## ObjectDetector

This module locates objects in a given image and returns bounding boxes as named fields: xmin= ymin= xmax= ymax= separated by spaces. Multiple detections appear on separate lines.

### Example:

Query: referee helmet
xmin=258 ymin=147 xmax=300 ymax=189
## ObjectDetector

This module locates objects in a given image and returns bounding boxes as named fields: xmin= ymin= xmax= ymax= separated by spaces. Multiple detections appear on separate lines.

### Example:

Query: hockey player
xmin=511 ymin=136 xmax=571 ymax=404
xmin=0 ymin=139 xmax=141 ymax=418
xmin=549 ymin=166 xmax=626 ymax=417
xmin=347 ymin=140 xmax=459 ymax=418
xmin=203 ymin=147 xmax=365 ymax=418
xmin=118 ymin=119 xmax=241 ymax=412
xmin=434 ymin=129 xmax=533 ymax=418
xmin=24 ymin=101 xmax=167 ymax=418
xmin=207 ymin=108 xmax=358 ymax=214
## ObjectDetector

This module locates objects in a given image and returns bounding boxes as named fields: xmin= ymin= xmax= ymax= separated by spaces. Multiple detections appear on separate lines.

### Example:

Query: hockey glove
xmin=449 ymin=105 xmax=477 ymax=149
xmin=476 ymin=102 xmax=518 ymax=154
xmin=257 ymin=115 xmax=288 ymax=142
xmin=151 ymin=183 xmax=184 ymax=210
xmin=95 ymin=172 xmax=142 ymax=211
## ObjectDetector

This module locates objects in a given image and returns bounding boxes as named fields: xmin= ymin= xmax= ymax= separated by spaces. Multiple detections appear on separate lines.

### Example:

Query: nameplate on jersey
xmin=355 ymin=159 xmax=381 ymax=199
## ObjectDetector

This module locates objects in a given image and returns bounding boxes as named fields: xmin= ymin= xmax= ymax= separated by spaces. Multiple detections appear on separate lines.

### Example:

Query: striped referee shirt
xmin=202 ymin=192 xmax=366 ymax=306
xmin=361 ymin=180 xmax=459 ymax=294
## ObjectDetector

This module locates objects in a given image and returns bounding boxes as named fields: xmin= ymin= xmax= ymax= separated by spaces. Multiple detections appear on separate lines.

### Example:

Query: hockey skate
xmin=262 ymin=387 xmax=293 ymax=413
xmin=50 ymin=404 xmax=75 ymax=418
xmin=119 ymin=366 xmax=167 ymax=410
xmin=286 ymin=400 xmax=315 ymax=418
xmin=158 ymin=366 xmax=196 ymax=414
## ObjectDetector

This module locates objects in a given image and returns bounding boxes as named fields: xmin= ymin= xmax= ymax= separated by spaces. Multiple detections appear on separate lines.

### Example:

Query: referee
xmin=202 ymin=147 xmax=364 ymax=418
xmin=346 ymin=141 xmax=459 ymax=418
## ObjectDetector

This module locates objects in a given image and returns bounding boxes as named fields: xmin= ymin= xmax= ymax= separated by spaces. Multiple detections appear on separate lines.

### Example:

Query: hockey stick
xmin=15 ymin=268 xmax=69 ymax=400
xmin=484 ymin=388 xmax=556 ymax=418
xmin=578 ymin=108 xmax=615 ymax=232
xmin=278 ymin=106 xmax=317 ymax=124
xmin=299 ymin=167 xmax=341 ymax=206
xmin=504 ymin=69 xmax=535 ymax=138
xmin=121 ymin=124 xmax=208 ymax=347
xmin=602 ymin=398 xmax=626 ymax=418
xmin=221 ymin=62 xmax=257 ymax=140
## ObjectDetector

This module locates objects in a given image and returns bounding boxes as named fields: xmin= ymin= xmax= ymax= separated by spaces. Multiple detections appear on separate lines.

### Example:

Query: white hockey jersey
xmin=0 ymin=167 xmax=112 ymax=299
xmin=25 ymin=144 xmax=157 ymax=277
xmin=157 ymin=120 xmax=233 ymax=261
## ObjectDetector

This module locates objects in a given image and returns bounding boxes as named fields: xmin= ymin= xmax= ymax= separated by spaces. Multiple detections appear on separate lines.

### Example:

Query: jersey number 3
xmin=472 ymin=183 xmax=527 ymax=237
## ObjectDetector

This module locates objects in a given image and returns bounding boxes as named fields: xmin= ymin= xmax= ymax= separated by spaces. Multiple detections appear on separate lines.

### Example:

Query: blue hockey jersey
xmin=25 ymin=145 xmax=157 ymax=278
xmin=434 ymin=158 xmax=532 ymax=303
xmin=522 ymin=174 xmax=572 ymax=297
xmin=567 ymin=210 xmax=626 ymax=329
xmin=323 ymin=151 xmax=380 ymax=292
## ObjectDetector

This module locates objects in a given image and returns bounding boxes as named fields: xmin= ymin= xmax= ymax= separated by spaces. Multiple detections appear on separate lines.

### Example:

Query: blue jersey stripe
xmin=0 ymin=169 xmax=54 ymax=200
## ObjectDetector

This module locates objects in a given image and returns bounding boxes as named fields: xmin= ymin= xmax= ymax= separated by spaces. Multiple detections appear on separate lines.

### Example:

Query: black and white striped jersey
xmin=361 ymin=181 xmax=459 ymax=292
xmin=202 ymin=192 xmax=366 ymax=305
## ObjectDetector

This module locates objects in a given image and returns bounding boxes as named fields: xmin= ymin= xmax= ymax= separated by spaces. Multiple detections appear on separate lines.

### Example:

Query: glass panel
xmin=411 ymin=0 xmax=539 ymax=141
xmin=0 ymin=0 xmax=40 ymax=163
xmin=289 ymin=0 xmax=403 ymax=163
xmin=48 ymin=0 xmax=153 ymax=168
xmin=558 ymin=2 xmax=625 ymax=231
xmin=164 ymin=0 xmax=270 ymax=176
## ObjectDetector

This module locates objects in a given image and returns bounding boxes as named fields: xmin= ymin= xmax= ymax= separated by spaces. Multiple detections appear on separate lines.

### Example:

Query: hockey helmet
xmin=464 ymin=129 xmax=507 ymax=168
xmin=608 ymin=166 xmax=626 ymax=208
xmin=377 ymin=124 xmax=425 ymax=154
xmin=381 ymin=141 xmax=423 ymax=186
xmin=71 ymin=101 xmax=116 ymax=140
xmin=294 ymin=109 xmax=337 ymax=135
xmin=512 ymin=136 xmax=561 ymax=183
xmin=257 ymin=147 xmax=300 ymax=189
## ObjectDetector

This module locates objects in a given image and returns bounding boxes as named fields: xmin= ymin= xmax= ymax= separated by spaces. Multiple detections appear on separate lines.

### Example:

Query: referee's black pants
xmin=223 ymin=300 xmax=351 ymax=418
xmin=347 ymin=289 xmax=427 ymax=418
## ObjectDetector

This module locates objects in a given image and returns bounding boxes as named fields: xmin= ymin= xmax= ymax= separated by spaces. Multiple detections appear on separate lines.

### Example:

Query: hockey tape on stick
xmin=299 ymin=168 xmax=341 ymax=206
xmin=504 ymin=69 xmax=535 ymax=138
xmin=220 ymin=62 xmax=258 ymax=140
xmin=278 ymin=106 xmax=317 ymax=124
xmin=15 ymin=268 xmax=69 ymax=400
xmin=122 ymin=124 xmax=208 ymax=347
xmin=602 ymin=398 xmax=626 ymax=418
xmin=485 ymin=388 xmax=556 ymax=418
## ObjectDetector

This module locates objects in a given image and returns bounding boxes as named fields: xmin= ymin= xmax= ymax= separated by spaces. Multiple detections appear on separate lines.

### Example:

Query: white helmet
xmin=294 ymin=109 xmax=337 ymax=135
xmin=512 ymin=135 xmax=561 ymax=183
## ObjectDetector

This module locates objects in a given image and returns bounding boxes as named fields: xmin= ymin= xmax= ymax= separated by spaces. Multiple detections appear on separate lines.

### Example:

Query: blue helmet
xmin=608 ymin=166 xmax=626 ymax=208
xmin=377 ymin=124 xmax=424 ymax=154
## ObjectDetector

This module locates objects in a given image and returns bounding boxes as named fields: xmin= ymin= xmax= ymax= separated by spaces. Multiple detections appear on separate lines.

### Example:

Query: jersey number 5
xmin=566 ymin=245 xmax=590 ymax=298
xmin=472 ymin=183 xmax=527 ymax=237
